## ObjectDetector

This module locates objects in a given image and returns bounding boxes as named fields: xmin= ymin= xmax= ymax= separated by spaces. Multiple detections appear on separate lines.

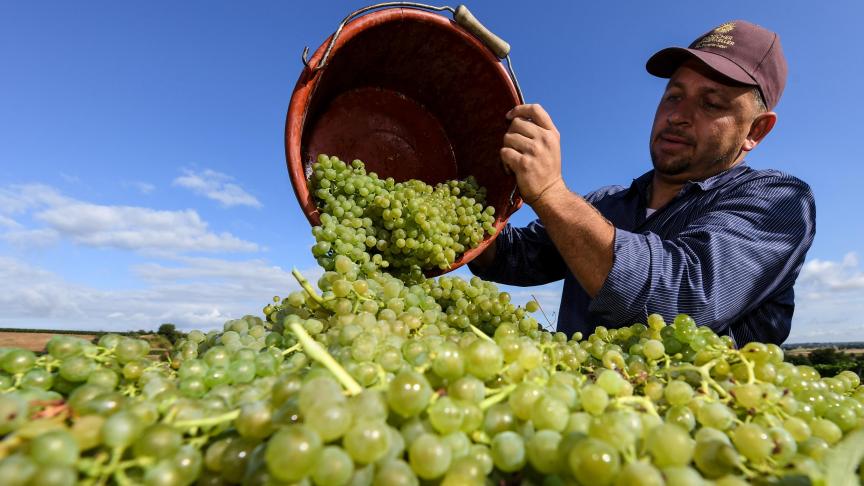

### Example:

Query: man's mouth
xmin=656 ymin=131 xmax=693 ymax=150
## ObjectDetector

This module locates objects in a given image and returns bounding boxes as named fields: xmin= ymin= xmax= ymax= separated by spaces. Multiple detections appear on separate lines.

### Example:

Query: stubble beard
xmin=650 ymin=142 xmax=740 ymax=179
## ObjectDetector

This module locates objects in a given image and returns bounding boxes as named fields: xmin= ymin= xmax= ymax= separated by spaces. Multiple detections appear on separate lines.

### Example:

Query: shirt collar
xmin=629 ymin=161 xmax=750 ymax=197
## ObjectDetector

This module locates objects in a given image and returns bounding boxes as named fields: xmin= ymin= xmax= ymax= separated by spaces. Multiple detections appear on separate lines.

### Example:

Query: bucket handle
xmin=301 ymin=2 xmax=525 ymax=216
xmin=301 ymin=3 xmax=524 ymax=104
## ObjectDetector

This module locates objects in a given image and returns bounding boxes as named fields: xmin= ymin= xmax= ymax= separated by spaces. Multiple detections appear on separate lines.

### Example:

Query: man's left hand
xmin=500 ymin=103 xmax=564 ymax=204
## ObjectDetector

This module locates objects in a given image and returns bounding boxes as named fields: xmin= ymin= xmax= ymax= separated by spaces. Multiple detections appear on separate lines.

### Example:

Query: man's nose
xmin=667 ymin=100 xmax=693 ymax=126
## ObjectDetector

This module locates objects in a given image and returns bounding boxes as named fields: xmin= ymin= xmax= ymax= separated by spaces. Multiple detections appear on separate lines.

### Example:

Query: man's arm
xmin=468 ymin=220 xmax=569 ymax=287
xmin=499 ymin=104 xmax=615 ymax=296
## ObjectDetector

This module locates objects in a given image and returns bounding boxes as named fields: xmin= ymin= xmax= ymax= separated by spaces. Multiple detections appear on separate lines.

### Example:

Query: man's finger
xmin=507 ymin=117 xmax=541 ymax=139
xmin=500 ymin=147 xmax=523 ymax=174
xmin=506 ymin=103 xmax=556 ymax=131
xmin=503 ymin=132 xmax=534 ymax=155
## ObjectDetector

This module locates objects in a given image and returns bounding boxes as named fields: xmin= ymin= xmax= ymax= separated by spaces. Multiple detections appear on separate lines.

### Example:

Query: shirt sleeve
xmin=468 ymin=219 xmax=568 ymax=286
xmin=588 ymin=174 xmax=816 ymax=335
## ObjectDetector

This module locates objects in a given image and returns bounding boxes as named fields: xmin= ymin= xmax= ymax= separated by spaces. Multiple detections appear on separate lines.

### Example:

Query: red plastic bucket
xmin=286 ymin=3 xmax=523 ymax=275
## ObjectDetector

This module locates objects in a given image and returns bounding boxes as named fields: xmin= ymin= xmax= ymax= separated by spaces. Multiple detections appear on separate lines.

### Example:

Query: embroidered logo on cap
xmin=695 ymin=22 xmax=736 ymax=49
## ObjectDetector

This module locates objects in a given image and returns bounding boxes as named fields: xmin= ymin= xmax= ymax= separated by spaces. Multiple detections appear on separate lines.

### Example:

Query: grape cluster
xmin=309 ymin=154 xmax=496 ymax=279
xmin=2 ymin=160 xmax=864 ymax=485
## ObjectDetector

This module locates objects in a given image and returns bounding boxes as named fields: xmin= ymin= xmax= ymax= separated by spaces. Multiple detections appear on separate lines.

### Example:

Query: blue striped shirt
xmin=470 ymin=163 xmax=816 ymax=345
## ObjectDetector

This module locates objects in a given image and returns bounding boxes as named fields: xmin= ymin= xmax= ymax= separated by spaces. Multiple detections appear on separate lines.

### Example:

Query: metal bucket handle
xmin=300 ymin=2 xmax=525 ymax=215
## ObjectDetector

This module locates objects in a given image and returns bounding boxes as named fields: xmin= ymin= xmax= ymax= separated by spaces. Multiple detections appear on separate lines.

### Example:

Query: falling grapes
xmin=1 ymin=153 xmax=864 ymax=485
xmin=309 ymin=154 xmax=496 ymax=280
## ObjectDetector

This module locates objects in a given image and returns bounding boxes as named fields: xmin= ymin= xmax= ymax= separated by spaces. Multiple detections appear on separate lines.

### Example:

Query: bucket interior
xmin=301 ymin=12 xmax=518 ymax=214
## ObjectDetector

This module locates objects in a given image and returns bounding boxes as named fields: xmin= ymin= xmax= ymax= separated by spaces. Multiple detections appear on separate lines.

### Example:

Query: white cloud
xmin=0 ymin=228 xmax=59 ymax=247
xmin=123 ymin=181 xmax=155 ymax=195
xmin=788 ymin=252 xmax=864 ymax=343
xmin=0 ymin=215 xmax=20 ymax=229
xmin=0 ymin=184 xmax=68 ymax=215
xmin=0 ymin=256 xmax=316 ymax=331
xmin=796 ymin=252 xmax=864 ymax=296
xmin=36 ymin=203 xmax=259 ymax=253
xmin=0 ymin=183 xmax=259 ymax=254
xmin=173 ymin=169 xmax=262 ymax=208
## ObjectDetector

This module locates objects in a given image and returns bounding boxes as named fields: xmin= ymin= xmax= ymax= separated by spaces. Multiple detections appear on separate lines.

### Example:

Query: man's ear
xmin=743 ymin=112 xmax=777 ymax=152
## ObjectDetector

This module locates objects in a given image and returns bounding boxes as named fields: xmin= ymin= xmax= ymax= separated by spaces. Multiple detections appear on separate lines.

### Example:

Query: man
xmin=469 ymin=20 xmax=816 ymax=345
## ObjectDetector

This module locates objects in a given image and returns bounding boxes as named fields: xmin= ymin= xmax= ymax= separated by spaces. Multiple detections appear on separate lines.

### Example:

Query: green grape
xmin=305 ymin=402 xmax=352 ymax=442
xmin=731 ymin=383 xmax=762 ymax=410
xmin=0 ymin=455 xmax=37 ymax=486
xmin=697 ymin=401 xmax=735 ymax=430
xmin=432 ymin=342 xmax=464 ymax=380
xmin=0 ymin=393 xmax=27 ymax=435
xmin=143 ymin=460 xmax=184 ymax=486
xmin=731 ymin=423 xmax=772 ymax=463
xmin=465 ymin=340 xmax=503 ymax=381
xmin=374 ymin=459 xmax=418 ymax=486
xmin=568 ymin=437 xmax=621 ymax=486
xmin=344 ymin=420 xmax=391 ymax=464
xmin=664 ymin=380 xmax=694 ymax=406
xmin=662 ymin=466 xmax=707 ymax=486
xmin=1 ymin=349 xmax=36 ymax=374
xmin=131 ymin=424 xmax=182 ymax=459
xmin=235 ymin=400 xmax=275 ymax=439
xmin=581 ymin=384 xmax=609 ymax=416
xmin=642 ymin=339 xmax=665 ymax=360
xmin=428 ymin=396 xmax=464 ymax=434
xmin=21 ymin=368 xmax=53 ymax=390
xmin=313 ymin=446 xmax=354 ymax=486
xmin=491 ymin=430 xmax=526 ymax=473
xmin=483 ymin=403 xmax=517 ymax=436
xmin=408 ymin=433 xmax=452 ymax=479
xmin=526 ymin=429 xmax=562 ymax=474
xmin=508 ymin=381 xmax=543 ymax=420
xmin=666 ymin=405 xmax=696 ymax=431
xmin=693 ymin=439 xmax=740 ymax=479
xmin=265 ymin=425 xmax=321 ymax=482
xmin=810 ymin=417 xmax=842 ymax=445
xmin=101 ymin=411 xmax=142 ymax=448
xmin=387 ymin=370 xmax=432 ymax=418
xmin=27 ymin=464 xmax=77 ymax=486
xmin=646 ymin=423 xmax=694 ymax=467
xmin=172 ymin=445 xmax=203 ymax=485
xmin=783 ymin=416 xmax=811 ymax=442
xmin=614 ymin=461 xmax=664 ymax=486
xmin=532 ymin=394 xmax=569 ymax=431
xmin=30 ymin=429 xmax=79 ymax=466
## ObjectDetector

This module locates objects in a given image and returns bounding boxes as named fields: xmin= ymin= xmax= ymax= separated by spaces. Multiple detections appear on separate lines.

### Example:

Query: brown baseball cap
xmin=646 ymin=20 xmax=787 ymax=110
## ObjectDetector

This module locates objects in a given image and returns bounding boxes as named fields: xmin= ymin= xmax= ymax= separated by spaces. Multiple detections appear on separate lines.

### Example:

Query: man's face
xmin=649 ymin=59 xmax=761 ymax=181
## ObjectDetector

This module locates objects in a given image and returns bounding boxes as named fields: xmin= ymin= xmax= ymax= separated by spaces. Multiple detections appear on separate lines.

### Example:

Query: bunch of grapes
xmin=309 ymin=154 xmax=496 ymax=280
xmin=2 ymin=157 xmax=864 ymax=485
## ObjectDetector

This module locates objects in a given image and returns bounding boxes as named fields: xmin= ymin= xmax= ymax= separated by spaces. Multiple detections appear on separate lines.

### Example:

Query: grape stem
xmin=171 ymin=409 xmax=241 ymax=429
xmin=664 ymin=359 xmax=729 ymax=399
xmin=281 ymin=343 xmax=302 ymax=356
xmin=289 ymin=322 xmax=363 ymax=396
xmin=530 ymin=293 xmax=554 ymax=329
xmin=292 ymin=268 xmax=325 ymax=306
xmin=469 ymin=324 xmax=495 ymax=344
xmin=480 ymin=384 xmax=517 ymax=410
xmin=614 ymin=395 xmax=660 ymax=417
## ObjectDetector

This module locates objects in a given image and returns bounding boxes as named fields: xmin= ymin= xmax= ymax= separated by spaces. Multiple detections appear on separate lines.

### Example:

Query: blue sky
xmin=1 ymin=1 xmax=862 ymax=342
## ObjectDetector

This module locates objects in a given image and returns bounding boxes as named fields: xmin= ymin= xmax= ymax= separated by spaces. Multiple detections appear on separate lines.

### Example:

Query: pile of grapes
xmin=309 ymin=155 xmax=496 ymax=280
xmin=2 ymin=156 xmax=864 ymax=485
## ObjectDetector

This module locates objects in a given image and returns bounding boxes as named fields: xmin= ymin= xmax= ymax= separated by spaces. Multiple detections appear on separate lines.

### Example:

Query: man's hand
xmin=501 ymin=104 xmax=565 ymax=204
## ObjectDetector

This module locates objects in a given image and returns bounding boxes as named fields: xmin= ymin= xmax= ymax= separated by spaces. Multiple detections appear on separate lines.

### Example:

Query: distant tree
xmin=157 ymin=323 xmax=183 ymax=343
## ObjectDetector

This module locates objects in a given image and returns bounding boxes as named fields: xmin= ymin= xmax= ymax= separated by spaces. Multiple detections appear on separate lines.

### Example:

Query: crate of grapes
xmin=286 ymin=3 xmax=524 ymax=275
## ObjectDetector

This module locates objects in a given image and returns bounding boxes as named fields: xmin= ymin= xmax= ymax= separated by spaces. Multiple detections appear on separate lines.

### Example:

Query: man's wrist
xmin=528 ymin=178 xmax=569 ymax=208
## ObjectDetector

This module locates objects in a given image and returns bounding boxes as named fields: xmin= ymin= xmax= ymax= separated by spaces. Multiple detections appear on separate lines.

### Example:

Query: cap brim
xmin=646 ymin=47 xmax=757 ymax=86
